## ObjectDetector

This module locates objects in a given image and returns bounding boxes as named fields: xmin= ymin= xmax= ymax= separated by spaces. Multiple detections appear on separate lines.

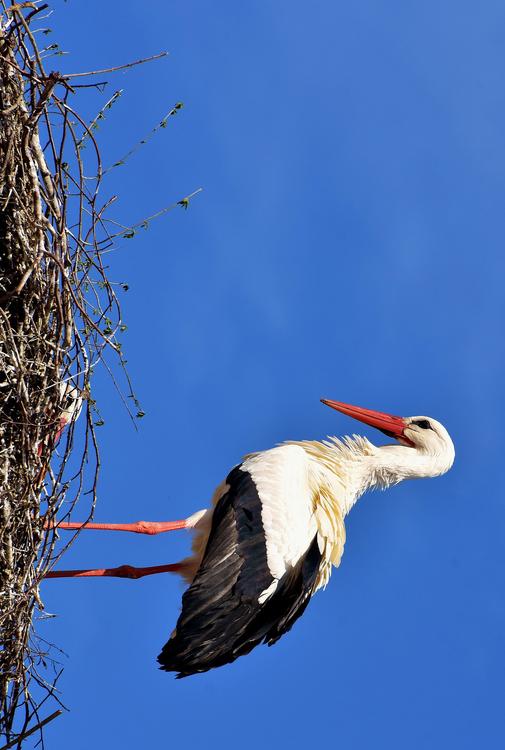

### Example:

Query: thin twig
xmin=0 ymin=710 xmax=62 ymax=750
xmin=62 ymin=51 xmax=168 ymax=79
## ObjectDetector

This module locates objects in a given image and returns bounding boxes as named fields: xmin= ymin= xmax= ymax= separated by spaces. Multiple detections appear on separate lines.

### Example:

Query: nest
xmin=0 ymin=3 xmax=127 ymax=744
xmin=0 ymin=3 xmax=199 ymax=742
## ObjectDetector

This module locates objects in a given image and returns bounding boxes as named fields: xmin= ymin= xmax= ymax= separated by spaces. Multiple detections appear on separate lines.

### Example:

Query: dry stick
xmin=0 ymin=710 xmax=62 ymax=750
xmin=42 ymin=250 xmax=120 ymax=353
xmin=63 ymin=51 xmax=168 ymax=79
xmin=0 ymin=258 xmax=42 ymax=302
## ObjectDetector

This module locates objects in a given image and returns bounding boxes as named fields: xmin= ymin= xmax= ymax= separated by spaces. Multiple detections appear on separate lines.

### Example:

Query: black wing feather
xmin=158 ymin=465 xmax=322 ymax=677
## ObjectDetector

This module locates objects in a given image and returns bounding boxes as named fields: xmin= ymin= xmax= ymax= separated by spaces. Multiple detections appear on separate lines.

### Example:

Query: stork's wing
xmin=158 ymin=448 xmax=322 ymax=677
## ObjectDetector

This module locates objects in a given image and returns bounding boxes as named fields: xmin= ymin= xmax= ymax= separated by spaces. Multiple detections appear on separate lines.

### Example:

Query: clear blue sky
xmin=40 ymin=2 xmax=504 ymax=748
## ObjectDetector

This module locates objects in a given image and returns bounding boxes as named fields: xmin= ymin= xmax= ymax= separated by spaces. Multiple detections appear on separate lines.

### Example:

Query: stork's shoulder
xmin=240 ymin=444 xmax=315 ymax=512
xmin=242 ymin=443 xmax=311 ymax=473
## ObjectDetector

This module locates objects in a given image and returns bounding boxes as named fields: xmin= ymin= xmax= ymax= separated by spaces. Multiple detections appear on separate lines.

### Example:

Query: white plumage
xmin=244 ymin=446 xmax=317 ymax=582
xmin=178 ymin=411 xmax=455 ymax=615
xmin=46 ymin=398 xmax=455 ymax=678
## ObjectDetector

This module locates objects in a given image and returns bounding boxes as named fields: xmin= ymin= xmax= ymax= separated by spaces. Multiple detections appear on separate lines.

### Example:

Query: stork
xmin=45 ymin=399 xmax=455 ymax=677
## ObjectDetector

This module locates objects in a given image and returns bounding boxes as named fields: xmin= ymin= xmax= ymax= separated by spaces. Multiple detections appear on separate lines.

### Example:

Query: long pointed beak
xmin=321 ymin=398 xmax=411 ymax=443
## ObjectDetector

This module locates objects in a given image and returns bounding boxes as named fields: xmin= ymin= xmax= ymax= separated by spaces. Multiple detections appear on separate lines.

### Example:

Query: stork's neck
xmin=344 ymin=445 xmax=420 ymax=510
xmin=297 ymin=435 xmax=452 ymax=516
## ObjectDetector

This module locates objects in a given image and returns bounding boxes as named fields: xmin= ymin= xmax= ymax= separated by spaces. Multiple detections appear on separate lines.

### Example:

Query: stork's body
xmin=45 ymin=400 xmax=455 ymax=678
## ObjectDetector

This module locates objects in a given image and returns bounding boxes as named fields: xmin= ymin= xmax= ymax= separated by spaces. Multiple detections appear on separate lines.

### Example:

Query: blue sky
xmin=38 ymin=2 xmax=504 ymax=748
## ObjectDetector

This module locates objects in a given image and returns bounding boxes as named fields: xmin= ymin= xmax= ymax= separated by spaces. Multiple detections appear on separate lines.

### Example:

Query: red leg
xmin=46 ymin=519 xmax=188 ymax=535
xmin=44 ymin=562 xmax=184 ymax=580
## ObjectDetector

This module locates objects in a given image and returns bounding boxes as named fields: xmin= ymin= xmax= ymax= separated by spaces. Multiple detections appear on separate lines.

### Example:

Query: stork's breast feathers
xmin=314 ymin=484 xmax=346 ymax=590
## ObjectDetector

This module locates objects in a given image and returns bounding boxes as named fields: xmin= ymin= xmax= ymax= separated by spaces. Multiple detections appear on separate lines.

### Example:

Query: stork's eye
xmin=412 ymin=419 xmax=432 ymax=430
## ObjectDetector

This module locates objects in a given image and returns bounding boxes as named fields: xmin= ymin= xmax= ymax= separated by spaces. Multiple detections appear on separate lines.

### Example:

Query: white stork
xmin=46 ymin=399 xmax=455 ymax=678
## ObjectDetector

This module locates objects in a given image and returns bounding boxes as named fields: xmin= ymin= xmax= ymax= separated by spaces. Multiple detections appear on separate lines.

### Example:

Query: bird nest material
xmin=0 ymin=2 xmax=186 ymax=745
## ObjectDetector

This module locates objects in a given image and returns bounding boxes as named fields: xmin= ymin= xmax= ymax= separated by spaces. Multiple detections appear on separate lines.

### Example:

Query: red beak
xmin=321 ymin=399 xmax=413 ymax=445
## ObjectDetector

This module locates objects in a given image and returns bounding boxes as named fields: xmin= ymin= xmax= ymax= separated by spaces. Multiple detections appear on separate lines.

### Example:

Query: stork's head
xmin=321 ymin=399 xmax=455 ymax=478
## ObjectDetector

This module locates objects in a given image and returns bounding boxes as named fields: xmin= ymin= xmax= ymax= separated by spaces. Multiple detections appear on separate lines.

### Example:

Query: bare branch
xmin=62 ymin=50 xmax=169 ymax=79
xmin=0 ymin=710 xmax=62 ymax=750
xmin=0 ymin=5 xmax=190 ymax=745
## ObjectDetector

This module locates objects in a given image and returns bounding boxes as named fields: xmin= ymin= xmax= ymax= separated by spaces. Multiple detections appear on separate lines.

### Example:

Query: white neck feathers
xmin=290 ymin=433 xmax=454 ymax=516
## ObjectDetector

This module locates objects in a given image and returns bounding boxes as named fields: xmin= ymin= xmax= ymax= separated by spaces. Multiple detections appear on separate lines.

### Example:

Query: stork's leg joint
xmin=135 ymin=521 xmax=157 ymax=535
xmin=113 ymin=565 xmax=141 ymax=579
